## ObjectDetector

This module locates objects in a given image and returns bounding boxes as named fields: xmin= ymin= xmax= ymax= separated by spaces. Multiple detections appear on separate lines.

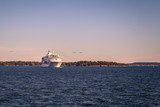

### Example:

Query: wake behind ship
xmin=41 ymin=51 xmax=62 ymax=67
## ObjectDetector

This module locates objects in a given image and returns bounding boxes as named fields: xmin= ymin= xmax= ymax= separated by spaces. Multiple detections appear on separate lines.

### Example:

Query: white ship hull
xmin=50 ymin=62 xmax=62 ymax=67
xmin=41 ymin=63 xmax=50 ymax=67
xmin=41 ymin=62 xmax=62 ymax=68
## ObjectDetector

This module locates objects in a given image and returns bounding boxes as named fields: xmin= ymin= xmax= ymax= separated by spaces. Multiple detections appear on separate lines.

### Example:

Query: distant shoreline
xmin=0 ymin=61 xmax=160 ymax=67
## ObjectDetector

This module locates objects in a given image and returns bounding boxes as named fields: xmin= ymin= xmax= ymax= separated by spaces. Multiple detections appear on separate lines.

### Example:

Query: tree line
xmin=0 ymin=61 xmax=40 ymax=66
xmin=62 ymin=61 xmax=127 ymax=67
xmin=0 ymin=61 xmax=127 ymax=67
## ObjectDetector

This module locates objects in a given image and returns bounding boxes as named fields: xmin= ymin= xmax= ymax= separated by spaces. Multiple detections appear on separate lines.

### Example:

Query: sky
xmin=0 ymin=0 xmax=160 ymax=63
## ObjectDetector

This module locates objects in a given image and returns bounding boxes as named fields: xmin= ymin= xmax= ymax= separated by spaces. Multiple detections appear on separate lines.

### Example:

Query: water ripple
xmin=0 ymin=66 xmax=160 ymax=106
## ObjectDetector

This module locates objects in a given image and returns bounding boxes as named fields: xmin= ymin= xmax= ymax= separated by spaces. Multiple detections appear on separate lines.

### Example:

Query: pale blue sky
xmin=0 ymin=0 xmax=160 ymax=62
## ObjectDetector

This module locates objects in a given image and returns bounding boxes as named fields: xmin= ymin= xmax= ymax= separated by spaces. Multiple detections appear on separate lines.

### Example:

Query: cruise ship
xmin=41 ymin=51 xmax=62 ymax=67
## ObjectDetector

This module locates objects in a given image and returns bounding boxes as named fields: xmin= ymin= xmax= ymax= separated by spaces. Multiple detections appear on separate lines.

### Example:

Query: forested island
xmin=129 ymin=62 xmax=160 ymax=66
xmin=0 ymin=61 xmax=127 ymax=67
xmin=0 ymin=61 xmax=40 ymax=66
xmin=0 ymin=61 xmax=160 ymax=67
xmin=62 ymin=61 xmax=127 ymax=67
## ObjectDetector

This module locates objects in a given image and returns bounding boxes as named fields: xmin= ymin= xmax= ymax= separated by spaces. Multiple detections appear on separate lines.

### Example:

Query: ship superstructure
xmin=41 ymin=51 xmax=62 ymax=67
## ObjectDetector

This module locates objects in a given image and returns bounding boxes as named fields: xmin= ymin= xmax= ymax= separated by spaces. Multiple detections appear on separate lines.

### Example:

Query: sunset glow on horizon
xmin=0 ymin=0 xmax=160 ymax=63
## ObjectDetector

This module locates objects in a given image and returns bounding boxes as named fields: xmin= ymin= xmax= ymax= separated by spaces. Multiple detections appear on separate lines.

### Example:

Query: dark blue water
xmin=0 ymin=66 xmax=160 ymax=106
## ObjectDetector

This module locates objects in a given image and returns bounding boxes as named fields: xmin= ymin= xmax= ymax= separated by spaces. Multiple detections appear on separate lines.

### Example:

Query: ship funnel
xmin=48 ymin=51 xmax=52 ymax=56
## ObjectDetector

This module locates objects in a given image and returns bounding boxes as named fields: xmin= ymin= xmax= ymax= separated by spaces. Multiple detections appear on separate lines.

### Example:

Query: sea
xmin=0 ymin=66 xmax=160 ymax=107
